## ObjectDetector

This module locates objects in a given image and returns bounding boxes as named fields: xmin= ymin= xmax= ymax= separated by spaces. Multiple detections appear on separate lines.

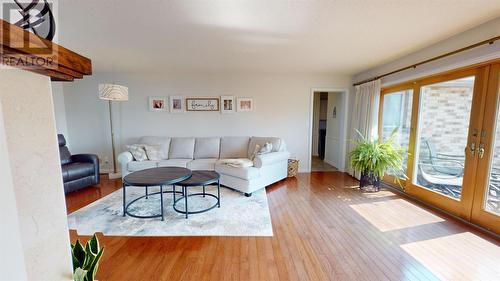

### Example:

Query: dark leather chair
xmin=58 ymin=134 xmax=100 ymax=193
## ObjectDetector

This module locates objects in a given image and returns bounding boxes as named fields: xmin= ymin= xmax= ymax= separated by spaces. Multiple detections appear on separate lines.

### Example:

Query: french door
xmin=470 ymin=63 xmax=500 ymax=233
xmin=379 ymin=61 xmax=500 ymax=234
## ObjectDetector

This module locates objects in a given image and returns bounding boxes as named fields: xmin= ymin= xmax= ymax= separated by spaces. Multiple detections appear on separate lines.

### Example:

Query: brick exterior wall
xmin=418 ymin=86 xmax=472 ymax=158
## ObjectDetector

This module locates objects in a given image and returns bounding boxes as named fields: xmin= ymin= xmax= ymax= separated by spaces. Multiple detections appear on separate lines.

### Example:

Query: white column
xmin=0 ymin=99 xmax=28 ymax=281
xmin=0 ymin=68 xmax=73 ymax=281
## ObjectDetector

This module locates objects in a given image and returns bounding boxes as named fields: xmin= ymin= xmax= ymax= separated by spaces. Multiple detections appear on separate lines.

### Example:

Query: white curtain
xmin=347 ymin=80 xmax=381 ymax=178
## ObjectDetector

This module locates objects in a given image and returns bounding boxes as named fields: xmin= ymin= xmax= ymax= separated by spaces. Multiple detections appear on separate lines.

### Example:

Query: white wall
xmin=0 ymin=68 xmax=73 ymax=280
xmin=346 ymin=16 xmax=500 ymax=170
xmin=52 ymin=82 xmax=69 ymax=138
xmin=62 ymin=73 xmax=351 ymax=172
xmin=324 ymin=92 xmax=344 ymax=169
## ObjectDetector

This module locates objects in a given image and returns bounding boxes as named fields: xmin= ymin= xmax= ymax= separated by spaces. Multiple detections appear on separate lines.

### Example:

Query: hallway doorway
xmin=310 ymin=90 xmax=347 ymax=172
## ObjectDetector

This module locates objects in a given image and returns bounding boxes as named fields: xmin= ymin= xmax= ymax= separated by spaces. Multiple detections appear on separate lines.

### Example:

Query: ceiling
xmin=58 ymin=0 xmax=500 ymax=75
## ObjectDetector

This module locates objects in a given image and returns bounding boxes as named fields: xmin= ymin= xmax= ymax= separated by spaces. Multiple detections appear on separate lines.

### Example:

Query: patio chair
xmin=418 ymin=162 xmax=462 ymax=198
xmin=423 ymin=139 xmax=464 ymax=177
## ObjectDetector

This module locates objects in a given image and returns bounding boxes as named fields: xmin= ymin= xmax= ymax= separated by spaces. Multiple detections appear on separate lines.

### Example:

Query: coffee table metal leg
xmin=160 ymin=185 xmax=164 ymax=221
xmin=173 ymin=185 xmax=176 ymax=203
xmin=184 ymin=186 xmax=188 ymax=219
xmin=122 ymin=183 xmax=126 ymax=217
xmin=145 ymin=186 xmax=148 ymax=199
xmin=203 ymin=185 xmax=206 ymax=197
xmin=217 ymin=180 xmax=221 ymax=208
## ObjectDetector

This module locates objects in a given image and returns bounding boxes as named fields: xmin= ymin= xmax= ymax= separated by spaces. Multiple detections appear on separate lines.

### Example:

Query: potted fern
xmin=349 ymin=130 xmax=406 ymax=192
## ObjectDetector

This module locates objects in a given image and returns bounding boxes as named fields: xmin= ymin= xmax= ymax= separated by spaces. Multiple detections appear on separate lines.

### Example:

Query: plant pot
xmin=359 ymin=170 xmax=381 ymax=192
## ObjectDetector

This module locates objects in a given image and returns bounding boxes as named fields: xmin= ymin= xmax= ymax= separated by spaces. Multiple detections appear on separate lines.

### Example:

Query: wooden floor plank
xmin=68 ymin=172 xmax=500 ymax=281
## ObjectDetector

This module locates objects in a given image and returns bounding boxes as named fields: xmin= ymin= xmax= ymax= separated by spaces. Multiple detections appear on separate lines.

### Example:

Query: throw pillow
xmin=144 ymin=145 xmax=162 ymax=161
xmin=250 ymin=144 xmax=261 ymax=160
xmin=127 ymin=144 xmax=148 ymax=162
xmin=258 ymin=142 xmax=273 ymax=155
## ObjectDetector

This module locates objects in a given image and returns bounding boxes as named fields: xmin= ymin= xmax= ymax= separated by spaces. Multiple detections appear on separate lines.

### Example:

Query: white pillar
xmin=0 ymin=99 xmax=28 ymax=281
xmin=0 ymin=68 xmax=73 ymax=281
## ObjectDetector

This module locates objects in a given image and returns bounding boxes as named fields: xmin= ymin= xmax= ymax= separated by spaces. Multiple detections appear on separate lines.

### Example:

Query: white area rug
xmin=68 ymin=185 xmax=273 ymax=236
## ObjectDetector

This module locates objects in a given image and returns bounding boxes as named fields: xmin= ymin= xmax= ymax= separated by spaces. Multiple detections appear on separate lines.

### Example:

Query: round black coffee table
xmin=173 ymin=170 xmax=221 ymax=219
xmin=122 ymin=167 xmax=192 ymax=221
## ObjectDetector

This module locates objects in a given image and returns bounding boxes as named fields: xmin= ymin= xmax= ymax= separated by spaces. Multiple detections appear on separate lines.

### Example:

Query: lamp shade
xmin=99 ymin=84 xmax=129 ymax=101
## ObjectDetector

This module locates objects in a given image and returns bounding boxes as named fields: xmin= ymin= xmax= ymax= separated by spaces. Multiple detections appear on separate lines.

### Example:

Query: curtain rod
xmin=352 ymin=35 xmax=500 ymax=87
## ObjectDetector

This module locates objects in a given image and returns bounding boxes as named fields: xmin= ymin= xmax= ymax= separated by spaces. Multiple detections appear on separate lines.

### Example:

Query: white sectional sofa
xmin=117 ymin=136 xmax=290 ymax=196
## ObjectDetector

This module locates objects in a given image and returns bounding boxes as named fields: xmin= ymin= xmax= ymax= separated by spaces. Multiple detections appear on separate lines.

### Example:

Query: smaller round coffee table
xmin=122 ymin=167 xmax=192 ymax=221
xmin=173 ymin=170 xmax=221 ymax=219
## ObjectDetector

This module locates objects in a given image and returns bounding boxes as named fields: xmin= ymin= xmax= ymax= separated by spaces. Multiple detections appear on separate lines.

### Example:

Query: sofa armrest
xmin=253 ymin=151 xmax=290 ymax=168
xmin=71 ymin=154 xmax=100 ymax=181
xmin=117 ymin=151 xmax=134 ymax=177
xmin=117 ymin=151 xmax=133 ymax=165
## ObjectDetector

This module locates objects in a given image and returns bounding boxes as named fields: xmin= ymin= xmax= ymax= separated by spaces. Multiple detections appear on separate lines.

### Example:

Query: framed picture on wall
xmin=169 ymin=96 xmax=184 ymax=113
xmin=149 ymin=96 xmax=167 ymax=111
xmin=221 ymin=96 xmax=235 ymax=113
xmin=185 ymin=97 xmax=220 ymax=111
xmin=237 ymin=97 xmax=253 ymax=112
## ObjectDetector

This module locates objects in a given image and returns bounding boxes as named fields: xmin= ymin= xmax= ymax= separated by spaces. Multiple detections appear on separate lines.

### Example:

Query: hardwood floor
xmin=67 ymin=172 xmax=500 ymax=281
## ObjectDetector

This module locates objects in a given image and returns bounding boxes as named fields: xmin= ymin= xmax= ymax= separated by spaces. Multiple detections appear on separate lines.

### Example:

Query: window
xmin=380 ymin=89 xmax=413 ymax=175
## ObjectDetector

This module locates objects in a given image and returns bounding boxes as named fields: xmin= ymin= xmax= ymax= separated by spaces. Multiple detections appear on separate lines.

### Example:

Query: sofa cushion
xmin=139 ymin=136 xmax=170 ymax=159
xmin=169 ymin=138 xmax=195 ymax=159
xmin=247 ymin=137 xmax=282 ymax=158
xmin=187 ymin=158 xmax=218 ymax=170
xmin=62 ymin=162 xmax=95 ymax=182
xmin=194 ymin=137 xmax=220 ymax=159
xmin=128 ymin=160 xmax=158 ymax=172
xmin=144 ymin=145 xmax=162 ymax=161
xmin=220 ymin=137 xmax=250 ymax=158
xmin=158 ymin=159 xmax=192 ymax=168
xmin=215 ymin=161 xmax=261 ymax=180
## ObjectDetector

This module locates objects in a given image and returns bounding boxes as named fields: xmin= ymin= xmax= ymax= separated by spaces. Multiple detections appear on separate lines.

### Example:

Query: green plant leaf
xmin=72 ymin=240 xmax=86 ymax=270
xmin=86 ymin=248 xmax=104 ymax=281
xmin=83 ymin=242 xmax=97 ymax=269
xmin=87 ymin=234 xmax=100 ymax=255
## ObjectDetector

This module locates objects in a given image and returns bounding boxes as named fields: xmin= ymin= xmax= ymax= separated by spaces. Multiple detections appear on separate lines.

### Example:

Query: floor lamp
xmin=99 ymin=84 xmax=128 ymax=179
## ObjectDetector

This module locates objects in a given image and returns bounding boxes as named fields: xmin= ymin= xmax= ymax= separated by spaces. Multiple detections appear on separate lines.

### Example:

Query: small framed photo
xmin=149 ymin=96 xmax=167 ymax=111
xmin=169 ymin=96 xmax=184 ymax=113
xmin=221 ymin=96 xmax=235 ymax=113
xmin=237 ymin=97 xmax=253 ymax=112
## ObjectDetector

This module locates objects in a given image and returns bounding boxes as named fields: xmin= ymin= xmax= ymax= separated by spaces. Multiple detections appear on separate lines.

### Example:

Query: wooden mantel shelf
xmin=0 ymin=19 xmax=92 ymax=81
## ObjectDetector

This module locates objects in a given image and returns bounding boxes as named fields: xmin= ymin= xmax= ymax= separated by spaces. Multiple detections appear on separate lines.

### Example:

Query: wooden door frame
xmin=378 ymin=83 xmax=416 ymax=187
xmin=471 ymin=62 xmax=500 ymax=234
xmin=406 ymin=67 xmax=488 ymax=220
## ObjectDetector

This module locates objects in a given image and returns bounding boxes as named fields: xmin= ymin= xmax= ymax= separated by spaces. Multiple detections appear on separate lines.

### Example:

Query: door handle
xmin=469 ymin=142 xmax=476 ymax=156
xmin=478 ymin=143 xmax=485 ymax=159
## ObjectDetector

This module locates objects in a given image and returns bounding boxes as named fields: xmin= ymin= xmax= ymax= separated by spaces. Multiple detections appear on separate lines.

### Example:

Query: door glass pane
xmin=381 ymin=89 xmax=413 ymax=176
xmin=413 ymin=76 xmax=475 ymax=199
xmin=485 ymin=75 xmax=500 ymax=216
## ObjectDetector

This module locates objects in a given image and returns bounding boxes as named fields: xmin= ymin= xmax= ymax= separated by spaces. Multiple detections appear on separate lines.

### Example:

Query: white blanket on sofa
xmin=218 ymin=158 xmax=254 ymax=168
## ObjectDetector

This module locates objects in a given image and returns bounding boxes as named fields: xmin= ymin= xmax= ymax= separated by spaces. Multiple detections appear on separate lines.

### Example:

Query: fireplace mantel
xmin=0 ymin=19 xmax=92 ymax=82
